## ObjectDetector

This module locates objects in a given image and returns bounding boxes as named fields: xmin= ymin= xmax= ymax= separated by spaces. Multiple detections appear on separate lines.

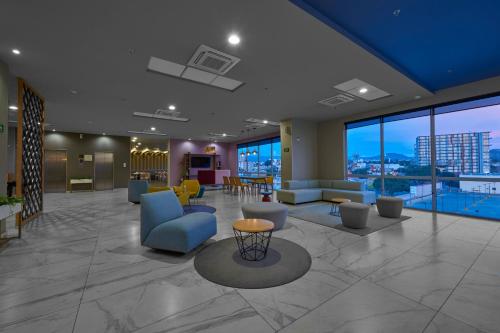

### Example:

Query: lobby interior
xmin=1 ymin=1 xmax=500 ymax=333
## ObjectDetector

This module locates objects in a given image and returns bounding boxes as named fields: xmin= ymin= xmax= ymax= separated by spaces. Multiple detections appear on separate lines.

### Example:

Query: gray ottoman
xmin=241 ymin=203 xmax=288 ymax=230
xmin=376 ymin=196 xmax=403 ymax=218
xmin=339 ymin=202 xmax=370 ymax=229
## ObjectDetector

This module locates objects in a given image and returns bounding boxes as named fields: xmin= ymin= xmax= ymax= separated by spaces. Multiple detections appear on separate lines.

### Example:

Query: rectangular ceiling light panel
xmin=334 ymin=78 xmax=390 ymax=101
xmin=245 ymin=118 xmax=280 ymax=126
xmin=147 ymin=56 xmax=244 ymax=92
xmin=133 ymin=112 xmax=190 ymax=122
xmin=208 ymin=132 xmax=238 ymax=138
xmin=181 ymin=67 xmax=218 ymax=84
xmin=211 ymin=76 xmax=243 ymax=90
xmin=147 ymin=57 xmax=186 ymax=77
xmin=127 ymin=130 xmax=168 ymax=136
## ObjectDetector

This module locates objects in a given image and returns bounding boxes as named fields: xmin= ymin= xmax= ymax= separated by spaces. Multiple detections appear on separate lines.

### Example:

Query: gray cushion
xmin=319 ymin=180 xmax=333 ymax=188
xmin=277 ymin=189 xmax=323 ymax=204
xmin=307 ymin=180 xmax=320 ymax=188
xmin=285 ymin=180 xmax=309 ymax=190
xmin=322 ymin=189 xmax=376 ymax=204
xmin=339 ymin=202 xmax=370 ymax=229
xmin=376 ymin=196 xmax=404 ymax=218
xmin=332 ymin=180 xmax=363 ymax=191
xmin=241 ymin=203 xmax=288 ymax=230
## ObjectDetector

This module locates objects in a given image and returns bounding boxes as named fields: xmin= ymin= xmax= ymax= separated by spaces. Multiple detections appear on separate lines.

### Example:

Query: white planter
xmin=0 ymin=203 xmax=22 ymax=220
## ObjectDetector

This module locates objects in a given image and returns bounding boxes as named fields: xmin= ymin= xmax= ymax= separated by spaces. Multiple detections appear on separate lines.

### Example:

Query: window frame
xmin=344 ymin=91 xmax=500 ymax=220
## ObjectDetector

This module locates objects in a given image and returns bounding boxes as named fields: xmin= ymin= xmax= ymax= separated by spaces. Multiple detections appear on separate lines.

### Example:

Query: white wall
xmin=280 ymin=118 xmax=318 ymax=181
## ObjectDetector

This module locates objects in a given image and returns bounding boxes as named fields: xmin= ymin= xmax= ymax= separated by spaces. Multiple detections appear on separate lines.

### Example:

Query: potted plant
xmin=0 ymin=196 xmax=23 ymax=220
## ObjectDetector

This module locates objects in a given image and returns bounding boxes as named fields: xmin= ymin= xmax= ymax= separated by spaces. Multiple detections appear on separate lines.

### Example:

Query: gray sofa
xmin=277 ymin=179 xmax=376 ymax=205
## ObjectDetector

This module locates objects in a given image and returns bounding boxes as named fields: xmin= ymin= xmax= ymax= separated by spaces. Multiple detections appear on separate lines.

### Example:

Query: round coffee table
xmin=329 ymin=198 xmax=351 ymax=216
xmin=232 ymin=219 xmax=275 ymax=261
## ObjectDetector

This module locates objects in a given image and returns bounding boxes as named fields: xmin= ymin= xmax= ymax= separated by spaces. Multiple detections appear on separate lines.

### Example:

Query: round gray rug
xmin=194 ymin=237 xmax=311 ymax=289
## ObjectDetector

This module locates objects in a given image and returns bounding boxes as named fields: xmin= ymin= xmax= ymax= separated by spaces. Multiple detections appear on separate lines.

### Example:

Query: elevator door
xmin=44 ymin=150 xmax=67 ymax=193
xmin=94 ymin=152 xmax=114 ymax=190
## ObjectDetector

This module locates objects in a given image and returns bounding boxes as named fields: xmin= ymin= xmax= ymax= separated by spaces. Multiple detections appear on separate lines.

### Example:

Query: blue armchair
xmin=140 ymin=190 xmax=217 ymax=253
xmin=128 ymin=180 xmax=149 ymax=204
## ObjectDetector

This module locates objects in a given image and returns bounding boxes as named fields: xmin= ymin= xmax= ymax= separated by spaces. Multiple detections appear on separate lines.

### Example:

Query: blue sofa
xmin=128 ymin=180 xmax=149 ymax=204
xmin=140 ymin=190 xmax=217 ymax=253
xmin=277 ymin=179 xmax=376 ymax=205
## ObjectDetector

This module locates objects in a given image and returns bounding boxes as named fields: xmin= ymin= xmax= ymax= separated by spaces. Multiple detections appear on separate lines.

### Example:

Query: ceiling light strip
xmin=127 ymin=130 xmax=168 ymax=136
xmin=133 ymin=112 xmax=189 ymax=122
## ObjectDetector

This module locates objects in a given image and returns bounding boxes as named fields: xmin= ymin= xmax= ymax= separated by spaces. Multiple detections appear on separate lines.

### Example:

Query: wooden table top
xmin=329 ymin=198 xmax=351 ymax=204
xmin=232 ymin=219 xmax=275 ymax=232
xmin=238 ymin=176 xmax=267 ymax=180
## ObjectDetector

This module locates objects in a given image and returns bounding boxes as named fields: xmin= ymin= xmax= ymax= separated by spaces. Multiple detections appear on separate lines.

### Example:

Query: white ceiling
xmin=0 ymin=0 xmax=432 ymax=142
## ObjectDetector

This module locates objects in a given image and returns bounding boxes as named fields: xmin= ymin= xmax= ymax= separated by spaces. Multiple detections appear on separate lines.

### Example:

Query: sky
xmin=348 ymin=104 xmax=500 ymax=158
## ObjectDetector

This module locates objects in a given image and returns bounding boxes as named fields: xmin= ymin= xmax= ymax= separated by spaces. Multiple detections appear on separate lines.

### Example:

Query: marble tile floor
xmin=0 ymin=189 xmax=499 ymax=333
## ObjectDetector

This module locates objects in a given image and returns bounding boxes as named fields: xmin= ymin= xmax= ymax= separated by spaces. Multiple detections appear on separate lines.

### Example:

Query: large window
xmin=238 ymin=137 xmax=281 ymax=188
xmin=346 ymin=94 xmax=500 ymax=220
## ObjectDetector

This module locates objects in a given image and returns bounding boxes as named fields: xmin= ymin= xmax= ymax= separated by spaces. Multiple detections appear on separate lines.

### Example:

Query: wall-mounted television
xmin=191 ymin=156 xmax=211 ymax=168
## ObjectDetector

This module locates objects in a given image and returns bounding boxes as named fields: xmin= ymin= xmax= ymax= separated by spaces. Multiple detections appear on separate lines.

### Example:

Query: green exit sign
xmin=0 ymin=124 xmax=4 ymax=133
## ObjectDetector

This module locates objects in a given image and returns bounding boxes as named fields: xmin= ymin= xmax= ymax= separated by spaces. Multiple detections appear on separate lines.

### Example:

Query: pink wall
xmin=169 ymin=139 xmax=231 ymax=186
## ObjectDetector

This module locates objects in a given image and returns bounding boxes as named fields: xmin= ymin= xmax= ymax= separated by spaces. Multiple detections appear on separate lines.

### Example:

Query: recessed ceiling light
xmin=52 ymin=129 xmax=56 ymax=132
xmin=12 ymin=49 xmax=21 ymax=55
xmin=414 ymin=95 xmax=422 ymax=100
xmin=228 ymin=34 xmax=241 ymax=45
xmin=132 ymin=137 xmax=137 ymax=142
xmin=102 ymin=132 xmax=106 ymax=136
xmin=8 ymin=105 xmax=18 ymax=110
xmin=263 ymin=120 xmax=268 ymax=124
xmin=168 ymin=105 xmax=176 ymax=111
xmin=150 ymin=127 xmax=156 ymax=131
xmin=188 ymin=138 xmax=192 ymax=141
xmin=359 ymin=87 xmax=368 ymax=94
xmin=138 ymin=142 xmax=142 ymax=146
xmin=222 ymin=133 xmax=227 ymax=137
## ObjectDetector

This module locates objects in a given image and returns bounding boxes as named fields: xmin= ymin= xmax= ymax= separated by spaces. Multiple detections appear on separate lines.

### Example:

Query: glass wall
xmin=237 ymin=137 xmax=281 ymax=188
xmin=346 ymin=94 xmax=500 ymax=220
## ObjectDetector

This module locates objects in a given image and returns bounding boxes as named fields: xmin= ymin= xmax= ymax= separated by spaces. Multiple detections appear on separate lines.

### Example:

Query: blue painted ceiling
xmin=290 ymin=0 xmax=500 ymax=92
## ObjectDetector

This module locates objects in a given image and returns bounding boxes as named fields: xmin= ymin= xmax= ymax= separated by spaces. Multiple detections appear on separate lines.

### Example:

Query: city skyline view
xmin=348 ymin=104 xmax=500 ymax=159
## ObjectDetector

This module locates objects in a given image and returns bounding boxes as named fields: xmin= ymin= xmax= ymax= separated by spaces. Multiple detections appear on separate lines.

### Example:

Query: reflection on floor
xmin=0 ymin=189 xmax=499 ymax=332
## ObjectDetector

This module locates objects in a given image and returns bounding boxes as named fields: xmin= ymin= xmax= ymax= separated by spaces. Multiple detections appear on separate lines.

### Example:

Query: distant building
xmin=415 ymin=132 xmax=491 ymax=174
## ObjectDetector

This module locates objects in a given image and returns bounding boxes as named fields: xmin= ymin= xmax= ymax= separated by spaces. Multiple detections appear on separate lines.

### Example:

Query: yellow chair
xmin=147 ymin=186 xmax=171 ymax=193
xmin=229 ymin=176 xmax=237 ymax=194
xmin=235 ymin=177 xmax=250 ymax=195
xmin=172 ymin=179 xmax=201 ymax=205
xmin=148 ymin=186 xmax=189 ymax=206
xmin=179 ymin=179 xmax=201 ymax=198
xmin=265 ymin=176 xmax=274 ymax=191
xmin=223 ymin=176 xmax=231 ymax=193
xmin=251 ymin=177 xmax=266 ymax=194
xmin=176 ymin=191 xmax=190 ymax=206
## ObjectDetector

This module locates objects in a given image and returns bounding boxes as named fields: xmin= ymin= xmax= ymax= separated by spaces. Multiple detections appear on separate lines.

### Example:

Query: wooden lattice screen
xmin=16 ymin=78 xmax=45 ymax=226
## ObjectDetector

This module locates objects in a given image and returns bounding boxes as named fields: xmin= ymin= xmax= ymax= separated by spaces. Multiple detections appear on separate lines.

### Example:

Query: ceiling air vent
xmin=318 ymin=94 xmax=355 ymax=107
xmin=187 ymin=45 xmax=240 ymax=75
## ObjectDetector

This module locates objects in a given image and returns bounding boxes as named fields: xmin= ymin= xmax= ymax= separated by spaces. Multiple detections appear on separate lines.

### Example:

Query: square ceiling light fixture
xmin=147 ymin=44 xmax=244 ymax=92
xmin=334 ymin=78 xmax=390 ymax=101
